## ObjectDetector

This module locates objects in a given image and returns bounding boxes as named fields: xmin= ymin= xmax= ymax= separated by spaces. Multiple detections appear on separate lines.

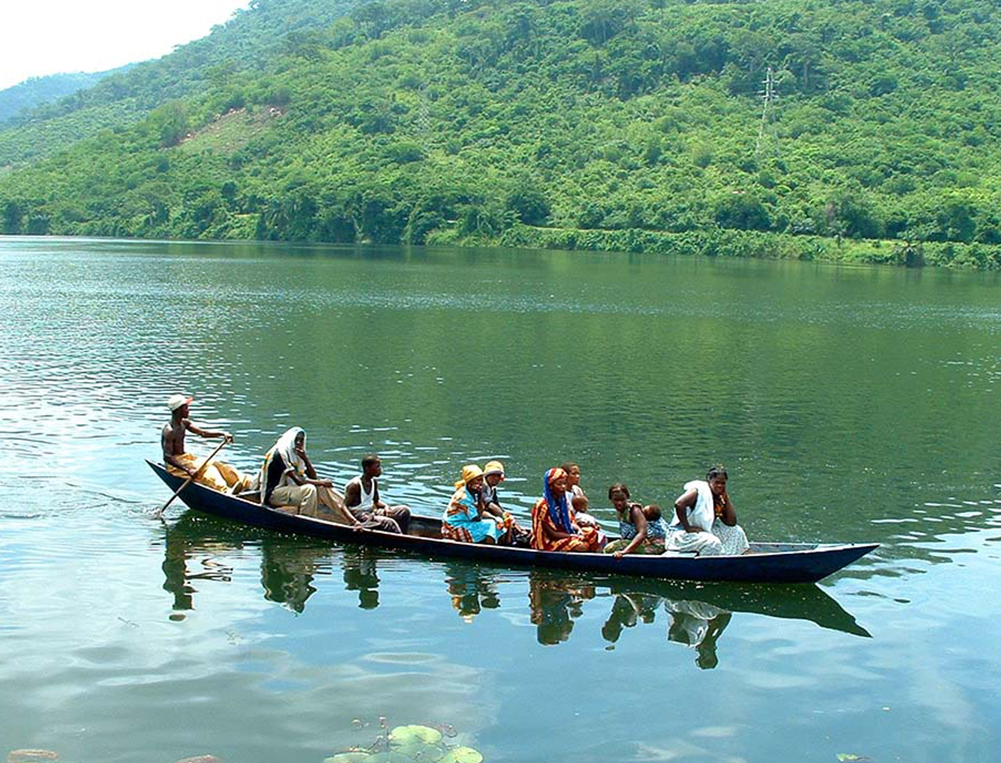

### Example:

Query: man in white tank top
xmin=343 ymin=454 xmax=412 ymax=534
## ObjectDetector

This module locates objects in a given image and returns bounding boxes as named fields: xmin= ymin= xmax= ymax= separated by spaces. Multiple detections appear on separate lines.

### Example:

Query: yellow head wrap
xmin=454 ymin=464 xmax=483 ymax=490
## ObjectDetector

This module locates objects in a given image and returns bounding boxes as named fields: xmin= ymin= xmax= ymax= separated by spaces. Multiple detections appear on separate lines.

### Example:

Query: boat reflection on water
xmin=599 ymin=575 xmax=871 ymax=666
xmin=162 ymin=511 xmax=870 ymax=663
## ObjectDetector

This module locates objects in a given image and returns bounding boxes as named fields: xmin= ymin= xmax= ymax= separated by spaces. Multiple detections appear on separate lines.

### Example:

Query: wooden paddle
xmin=155 ymin=438 xmax=229 ymax=519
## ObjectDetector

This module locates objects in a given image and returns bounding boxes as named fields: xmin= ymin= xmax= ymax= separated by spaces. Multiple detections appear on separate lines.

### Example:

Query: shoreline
xmin=3 ymin=226 xmax=1000 ymax=270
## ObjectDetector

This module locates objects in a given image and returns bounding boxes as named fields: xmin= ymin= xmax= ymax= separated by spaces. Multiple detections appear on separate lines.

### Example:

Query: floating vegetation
xmin=325 ymin=723 xmax=483 ymax=763
xmin=4 ymin=724 xmax=483 ymax=763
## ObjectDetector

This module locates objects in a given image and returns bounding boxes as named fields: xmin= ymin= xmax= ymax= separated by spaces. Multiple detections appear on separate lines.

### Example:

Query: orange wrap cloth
xmin=166 ymin=452 xmax=252 ymax=493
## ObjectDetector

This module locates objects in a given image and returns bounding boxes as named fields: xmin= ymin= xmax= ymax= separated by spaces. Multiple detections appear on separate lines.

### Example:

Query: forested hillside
xmin=2 ymin=0 xmax=1001 ymax=268
xmin=0 ymin=0 xmax=355 ymax=167
xmin=0 ymin=70 xmax=123 ymax=124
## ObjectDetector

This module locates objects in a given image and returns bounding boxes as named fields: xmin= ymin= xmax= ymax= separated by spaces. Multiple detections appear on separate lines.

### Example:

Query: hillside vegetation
xmin=0 ymin=0 xmax=354 ymax=167
xmin=0 ymin=70 xmax=124 ymax=125
xmin=2 ymin=0 xmax=1001 ymax=268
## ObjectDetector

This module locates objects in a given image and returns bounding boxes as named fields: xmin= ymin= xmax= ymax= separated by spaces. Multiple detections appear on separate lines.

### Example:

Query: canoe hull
xmin=148 ymin=461 xmax=877 ymax=584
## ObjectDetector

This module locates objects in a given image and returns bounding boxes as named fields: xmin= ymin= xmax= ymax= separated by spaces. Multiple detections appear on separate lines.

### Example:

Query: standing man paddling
xmin=343 ymin=454 xmax=412 ymax=534
xmin=162 ymin=394 xmax=251 ymax=493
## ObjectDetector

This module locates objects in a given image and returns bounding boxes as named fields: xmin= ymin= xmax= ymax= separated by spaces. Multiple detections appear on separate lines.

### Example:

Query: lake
xmin=1 ymin=237 xmax=1000 ymax=763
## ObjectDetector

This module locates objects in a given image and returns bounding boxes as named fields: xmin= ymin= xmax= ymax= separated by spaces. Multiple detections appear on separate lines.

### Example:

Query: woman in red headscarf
xmin=531 ymin=468 xmax=603 ymax=552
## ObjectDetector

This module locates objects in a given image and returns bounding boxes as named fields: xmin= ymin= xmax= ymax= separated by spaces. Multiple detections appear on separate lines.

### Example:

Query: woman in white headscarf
xmin=259 ymin=428 xmax=360 ymax=526
xmin=664 ymin=464 xmax=749 ymax=556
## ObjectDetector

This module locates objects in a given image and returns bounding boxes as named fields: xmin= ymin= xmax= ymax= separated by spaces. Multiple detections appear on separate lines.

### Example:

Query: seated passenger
xmin=531 ymin=468 xmax=603 ymax=552
xmin=481 ymin=460 xmax=507 ymax=517
xmin=561 ymin=461 xmax=601 ymax=530
xmin=664 ymin=464 xmax=749 ymax=556
xmin=442 ymin=464 xmax=515 ymax=544
xmin=343 ymin=454 xmax=411 ymax=534
xmin=603 ymin=483 xmax=667 ymax=557
xmin=162 ymin=394 xmax=251 ymax=493
xmin=261 ymin=428 xmax=360 ymax=525
xmin=481 ymin=460 xmax=527 ymax=543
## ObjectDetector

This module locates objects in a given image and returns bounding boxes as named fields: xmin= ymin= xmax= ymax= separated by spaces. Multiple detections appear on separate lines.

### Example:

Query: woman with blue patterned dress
xmin=442 ymin=464 xmax=514 ymax=544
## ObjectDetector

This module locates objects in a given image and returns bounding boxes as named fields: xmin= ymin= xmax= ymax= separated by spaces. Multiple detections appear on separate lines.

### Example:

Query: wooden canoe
xmin=148 ymin=461 xmax=878 ymax=584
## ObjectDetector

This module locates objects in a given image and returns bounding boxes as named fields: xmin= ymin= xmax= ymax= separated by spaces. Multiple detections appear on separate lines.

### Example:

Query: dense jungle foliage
xmin=2 ymin=0 xmax=1000 ymax=268
xmin=0 ymin=70 xmax=123 ymax=125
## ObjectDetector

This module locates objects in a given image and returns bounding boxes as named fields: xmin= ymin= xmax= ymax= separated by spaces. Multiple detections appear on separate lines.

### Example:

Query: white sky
xmin=0 ymin=0 xmax=250 ymax=90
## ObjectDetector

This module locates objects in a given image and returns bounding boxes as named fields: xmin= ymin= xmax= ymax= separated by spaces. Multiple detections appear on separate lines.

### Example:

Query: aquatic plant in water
xmin=325 ymin=723 xmax=483 ymax=763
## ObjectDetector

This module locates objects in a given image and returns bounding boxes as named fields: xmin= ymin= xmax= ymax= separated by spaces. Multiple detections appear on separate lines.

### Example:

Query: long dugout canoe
xmin=148 ymin=461 xmax=878 ymax=584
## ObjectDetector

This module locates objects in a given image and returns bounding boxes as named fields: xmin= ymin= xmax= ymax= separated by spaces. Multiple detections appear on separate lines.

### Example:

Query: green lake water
xmin=1 ymin=237 xmax=1000 ymax=763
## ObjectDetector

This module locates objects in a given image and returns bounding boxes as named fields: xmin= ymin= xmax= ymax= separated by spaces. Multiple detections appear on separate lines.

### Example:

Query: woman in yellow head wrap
xmin=441 ymin=464 xmax=514 ymax=544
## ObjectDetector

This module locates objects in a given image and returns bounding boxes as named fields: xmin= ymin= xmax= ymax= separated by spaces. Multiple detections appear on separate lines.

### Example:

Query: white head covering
xmin=256 ymin=427 xmax=306 ymax=500
xmin=274 ymin=427 xmax=306 ymax=474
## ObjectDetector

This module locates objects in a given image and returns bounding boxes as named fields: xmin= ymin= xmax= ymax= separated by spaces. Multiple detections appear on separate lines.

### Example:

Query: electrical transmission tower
xmin=416 ymin=84 xmax=434 ymax=150
xmin=755 ymin=66 xmax=778 ymax=159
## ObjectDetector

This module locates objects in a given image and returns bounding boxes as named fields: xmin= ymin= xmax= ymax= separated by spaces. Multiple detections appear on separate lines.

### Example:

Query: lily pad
xmin=440 ymin=747 xmax=483 ymax=763
xmin=389 ymin=726 xmax=444 ymax=747
xmin=391 ymin=742 xmax=445 ymax=762
xmin=366 ymin=752 xmax=416 ymax=763
xmin=324 ymin=754 xmax=372 ymax=763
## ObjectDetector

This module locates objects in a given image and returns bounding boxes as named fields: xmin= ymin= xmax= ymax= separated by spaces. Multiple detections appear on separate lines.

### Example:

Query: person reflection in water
xmin=601 ymin=591 xmax=732 ymax=668
xmin=260 ymin=538 xmax=325 ymax=614
xmin=161 ymin=515 xmax=235 ymax=616
xmin=445 ymin=562 xmax=501 ymax=619
xmin=528 ymin=571 xmax=596 ymax=645
xmin=342 ymin=550 xmax=381 ymax=609
xmin=666 ymin=600 xmax=732 ymax=670
xmin=601 ymin=592 xmax=662 ymax=643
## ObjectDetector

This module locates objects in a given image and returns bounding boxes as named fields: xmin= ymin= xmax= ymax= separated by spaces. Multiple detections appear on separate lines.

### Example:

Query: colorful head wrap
xmin=454 ymin=464 xmax=484 ymax=491
xmin=543 ymin=467 xmax=573 ymax=533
